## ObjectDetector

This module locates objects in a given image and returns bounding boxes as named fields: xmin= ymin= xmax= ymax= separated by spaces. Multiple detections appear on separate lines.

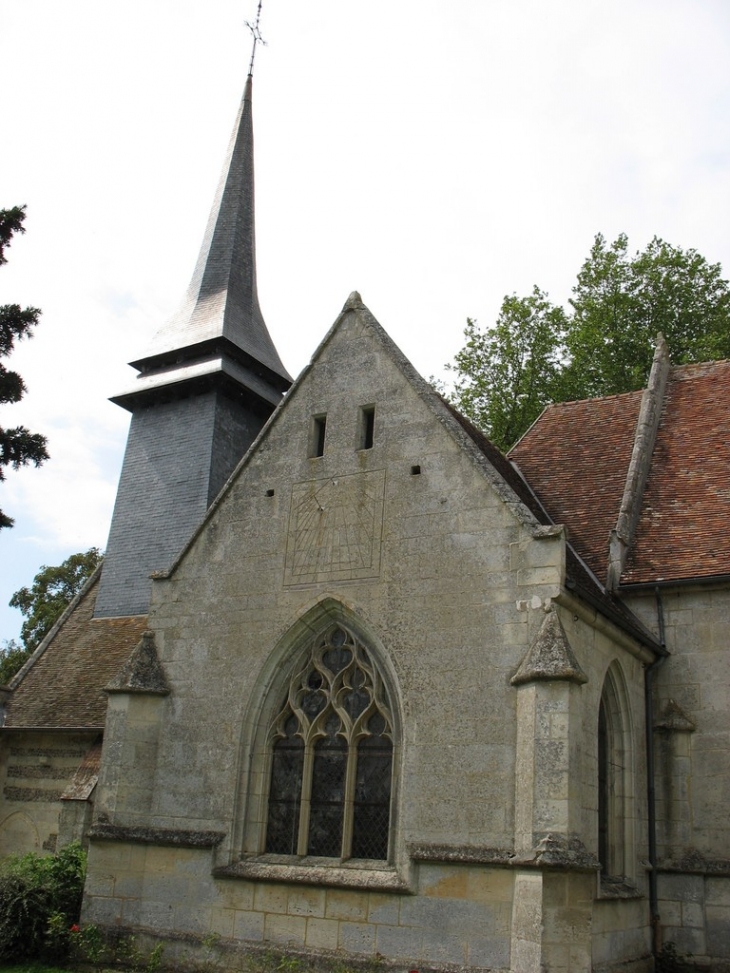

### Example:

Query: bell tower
xmin=95 ymin=71 xmax=290 ymax=618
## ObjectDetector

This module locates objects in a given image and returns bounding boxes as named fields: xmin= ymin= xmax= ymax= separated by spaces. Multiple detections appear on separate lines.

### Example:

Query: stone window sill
xmin=213 ymin=855 xmax=412 ymax=893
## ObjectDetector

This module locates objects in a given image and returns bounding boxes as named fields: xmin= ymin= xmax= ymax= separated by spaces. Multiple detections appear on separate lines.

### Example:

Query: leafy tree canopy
xmin=1 ymin=205 xmax=48 ymax=529
xmin=449 ymin=233 xmax=730 ymax=450
xmin=0 ymin=639 xmax=28 ymax=686
xmin=8 ymin=547 xmax=102 ymax=656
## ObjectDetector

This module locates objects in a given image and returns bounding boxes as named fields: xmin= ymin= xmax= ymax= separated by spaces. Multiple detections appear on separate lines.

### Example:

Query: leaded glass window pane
xmin=308 ymin=715 xmax=347 ymax=857
xmin=264 ymin=624 xmax=394 ymax=861
xmin=265 ymin=716 xmax=304 ymax=854
xmin=352 ymin=718 xmax=392 ymax=860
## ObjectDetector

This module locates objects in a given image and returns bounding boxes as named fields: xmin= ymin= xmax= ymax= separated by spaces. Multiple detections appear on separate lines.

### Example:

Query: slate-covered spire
xmin=112 ymin=74 xmax=290 ymax=411
xmin=96 ymin=73 xmax=290 ymax=619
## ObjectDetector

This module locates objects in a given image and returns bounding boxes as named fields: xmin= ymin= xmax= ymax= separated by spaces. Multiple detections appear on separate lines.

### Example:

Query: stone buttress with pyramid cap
xmin=95 ymin=75 xmax=291 ymax=619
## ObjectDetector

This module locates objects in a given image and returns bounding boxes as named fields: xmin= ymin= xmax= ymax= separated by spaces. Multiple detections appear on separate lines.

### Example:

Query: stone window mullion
xmin=297 ymin=743 xmax=315 ymax=856
xmin=341 ymin=740 xmax=358 ymax=858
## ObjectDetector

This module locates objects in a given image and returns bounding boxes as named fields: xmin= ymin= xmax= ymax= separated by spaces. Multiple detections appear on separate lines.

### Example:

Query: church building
xmin=0 ymin=58 xmax=728 ymax=973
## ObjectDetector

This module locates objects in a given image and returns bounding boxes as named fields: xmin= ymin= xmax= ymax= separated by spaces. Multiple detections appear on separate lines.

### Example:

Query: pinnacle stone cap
xmin=127 ymin=75 xmax=291 ymax=391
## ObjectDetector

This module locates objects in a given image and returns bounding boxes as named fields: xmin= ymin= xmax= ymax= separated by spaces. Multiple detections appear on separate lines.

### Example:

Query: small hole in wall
xmin=411 ymin=465 xmax=421 ymax=475
xmin=266 ymin=489 xmax=275 ymax=497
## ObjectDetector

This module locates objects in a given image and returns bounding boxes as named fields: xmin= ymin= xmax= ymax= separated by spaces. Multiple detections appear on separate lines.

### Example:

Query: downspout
xmin=646 ymin=586 xmax=668 ymax=959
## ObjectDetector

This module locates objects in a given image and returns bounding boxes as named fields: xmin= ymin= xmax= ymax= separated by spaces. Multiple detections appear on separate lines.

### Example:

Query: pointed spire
xmin=113 ymin=74 xmax=290 ymax=410
xmin=96 ymin=66 xmax=290 ymax=619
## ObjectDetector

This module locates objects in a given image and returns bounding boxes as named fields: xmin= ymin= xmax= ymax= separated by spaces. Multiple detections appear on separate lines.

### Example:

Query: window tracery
xmin=265 ymin=624 xmax=393 ymax=861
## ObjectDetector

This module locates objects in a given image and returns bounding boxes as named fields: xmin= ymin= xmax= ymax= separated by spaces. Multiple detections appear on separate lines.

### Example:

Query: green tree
xmin=1 ymin=205 xmax=48 ymax=529
xmin=449 ymin=287 xmax=567 ymax=451
xmin=0 ymin=639 xmax=28 ymax=685
xmin=449 ymin=234 xmax=730 ymax=449
xmin=9 ymin=547 xmax=102 ymax=654
xmin=562 ymin=233 xmax=730 ymax=400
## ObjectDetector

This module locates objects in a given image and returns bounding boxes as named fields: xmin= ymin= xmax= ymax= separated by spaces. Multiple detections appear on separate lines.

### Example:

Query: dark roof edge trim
xmin=619 ymin=573 xmax=730 ymax=593
xmin=561 ymin=580 xmax=664 ymax=657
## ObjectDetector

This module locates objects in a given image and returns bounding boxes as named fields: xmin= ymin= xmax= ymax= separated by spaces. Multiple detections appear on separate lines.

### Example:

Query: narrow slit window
xmin=359 ymin=406 xmax=375 ymax=450
xmin=310 ymin=415 xmax=327 ymax=458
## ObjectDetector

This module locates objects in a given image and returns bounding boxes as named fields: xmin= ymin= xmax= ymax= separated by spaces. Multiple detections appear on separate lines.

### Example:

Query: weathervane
xmin=246 ymin=0 xmax=266 ymax=76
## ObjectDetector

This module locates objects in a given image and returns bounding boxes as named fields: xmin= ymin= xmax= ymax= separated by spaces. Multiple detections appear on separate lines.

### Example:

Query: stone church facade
xmin=1 ymin=67 xmax=729 ymax=973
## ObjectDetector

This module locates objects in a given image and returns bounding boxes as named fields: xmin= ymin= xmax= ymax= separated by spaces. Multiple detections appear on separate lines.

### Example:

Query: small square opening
xmin=411 ymin=465 xmax=421 ymax=475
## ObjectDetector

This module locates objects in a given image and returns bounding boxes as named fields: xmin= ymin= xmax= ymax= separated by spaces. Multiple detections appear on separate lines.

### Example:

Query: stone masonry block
xmin=400 ymin=895 xmax=490 ymax=937
xmin=304 ymin=917 xmax=340 ymax=951
xmin=338 ymin=920 xmax=377 ymax=954
xmin=254 ymin=883 xmax=290 ymax=915
xmin=324 ymin=888 xmax=368 ymax=921
xmin=367 ymin=892 xmax=400 ymax=925
xmin=83 ymin=870 xmax=115 ymax=898
xmin=264 ymin=912 xmax=307 ymax=946
xmin=140 ymin=901 xmax=175 ymax=931
xmin=706 ymin=906 xmax=730 ymax=959
xmin=706 ymin=877 xmax=730 ymax=907
xmin=287 ymin=886 xmax=325 ymax=918
xmin=375 ymin=922 xmax=423 ymax=962
xmin=173 ymin=903 xmax=211 ymax=935
xmin=209 ymin=907 xmax=236 ymax=939
xmin=467 ymin=934 xmax=511 ymax=970
xmin=82 ymin=893 xmax=124 ymax=927
xmin=419 ymin=927 xmax=468 ymax=965
xmin=216 ymin=879 xmax=255 ymax=913
xmin=681 ymin=900 xmax=705 ymax=930
xmin=542 ymin=906 xmax=591 ymax=946
xmin=233 ymin=910 xmax=265 ymax=943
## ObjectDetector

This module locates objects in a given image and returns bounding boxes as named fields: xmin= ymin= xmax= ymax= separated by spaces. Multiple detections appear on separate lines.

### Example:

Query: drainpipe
xmin=646 ymin=586 xmax=668 ymax=960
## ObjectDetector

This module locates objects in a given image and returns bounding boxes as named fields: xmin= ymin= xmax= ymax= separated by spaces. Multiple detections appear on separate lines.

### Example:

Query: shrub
xmin=0 ymin=842 xmax=86 ymax=962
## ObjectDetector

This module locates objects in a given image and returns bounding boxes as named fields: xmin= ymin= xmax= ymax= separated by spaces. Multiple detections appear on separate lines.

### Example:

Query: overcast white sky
xmin=2 ymin=0 xmax=729 ymax=643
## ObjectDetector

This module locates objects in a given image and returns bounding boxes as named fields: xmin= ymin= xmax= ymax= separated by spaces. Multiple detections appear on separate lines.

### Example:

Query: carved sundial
xmin=284 ymin=471 xmax=385 ymax=585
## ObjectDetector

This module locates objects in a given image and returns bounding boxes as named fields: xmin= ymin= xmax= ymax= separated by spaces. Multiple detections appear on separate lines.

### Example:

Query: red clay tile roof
xmin=5 ymin=574 xmax=146 ymax=729
xmin=510 ymin=360 xmax=730 ymax=587
xmin=623 ymin=360 xmax=730 ymax=584
xmin=445 ymin=398 xmax=659 ymax=649
xmin=509 ymin=391 xmax=643 ymax=583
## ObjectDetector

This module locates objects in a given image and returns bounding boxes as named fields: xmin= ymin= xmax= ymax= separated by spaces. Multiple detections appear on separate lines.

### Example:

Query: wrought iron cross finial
xmin=246 ymin=0 xmax=266 ymax=76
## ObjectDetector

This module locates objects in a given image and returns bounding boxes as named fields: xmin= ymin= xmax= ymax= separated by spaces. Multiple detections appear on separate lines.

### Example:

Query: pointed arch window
xmin=597 ymin=664 xmax=634 ymax=881
xmin=265 ymin=624 xmax=393 ymax=862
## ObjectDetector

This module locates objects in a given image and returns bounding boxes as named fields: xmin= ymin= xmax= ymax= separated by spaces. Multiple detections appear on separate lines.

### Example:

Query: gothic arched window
xmin=597 ymin=663 xmax=634 ymax=879
xmin=264 ymin=624 xmax=393 ymax=862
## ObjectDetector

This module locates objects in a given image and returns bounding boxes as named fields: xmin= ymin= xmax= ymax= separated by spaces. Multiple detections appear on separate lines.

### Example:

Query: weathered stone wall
xmin=85 ymin=842 xmax=514 ymax=969
xmin=625 ymin=583 xmax=730 ymax=965
xmin=84 ymin=310 xmax=658 ymax=972
xmin=0 ymin=730 xmax=97 ymax=856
